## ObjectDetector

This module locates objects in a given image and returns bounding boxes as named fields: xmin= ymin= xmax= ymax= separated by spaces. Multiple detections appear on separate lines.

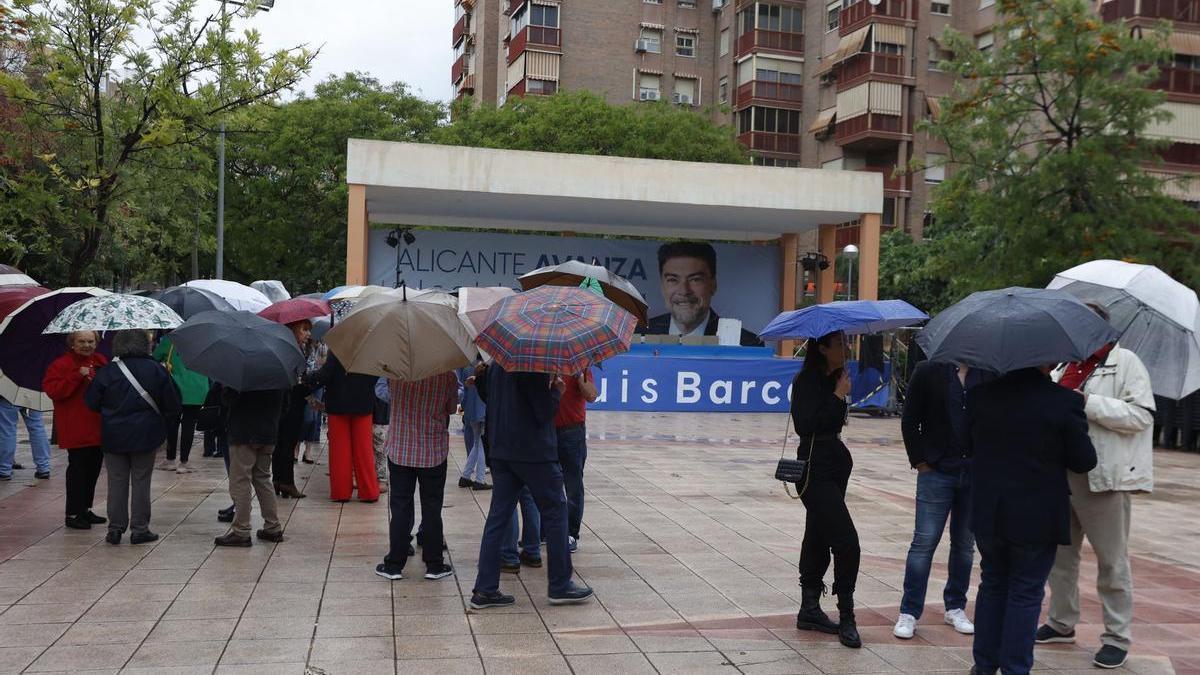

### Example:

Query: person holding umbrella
xmin=42 ymin=331 xmax=108 ymax=529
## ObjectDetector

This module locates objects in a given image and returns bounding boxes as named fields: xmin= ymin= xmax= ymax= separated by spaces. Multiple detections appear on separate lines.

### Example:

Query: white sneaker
xmin=945 ymin=608 xmax=975 ymax=635
xmin=893 ymin=613 xmax=917 ymax=639
xmin=156 ymin=459 xmax=176 ymax=471
xmin=175 ymin=463 xmax=193 ymax=474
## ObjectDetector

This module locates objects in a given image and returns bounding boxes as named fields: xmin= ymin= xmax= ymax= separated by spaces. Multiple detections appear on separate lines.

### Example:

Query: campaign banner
xmin=366 ymin=229 xmax=781 ymax=334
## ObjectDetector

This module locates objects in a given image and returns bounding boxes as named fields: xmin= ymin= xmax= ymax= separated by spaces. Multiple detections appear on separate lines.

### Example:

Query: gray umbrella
xmin=916 ymin=287 xmax=1119 ymax=373
xmin=170 ymin=310 xmax=304 ymax=391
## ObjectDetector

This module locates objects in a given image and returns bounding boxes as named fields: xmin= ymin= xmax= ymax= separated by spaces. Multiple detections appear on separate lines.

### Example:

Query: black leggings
xmin=65 ymin=446 xmax=104 ymax=517
xmin=166 ymin=405 xmax=200 ymax=463
xmin=798 ymin=454 xmax=860 ymax=596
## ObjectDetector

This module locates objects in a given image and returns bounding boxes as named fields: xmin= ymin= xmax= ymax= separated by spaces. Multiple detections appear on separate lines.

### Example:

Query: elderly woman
xmin=86 ymin=330 xmax=181 ymax=545
xmin=43 ymin=331 xmax=109 ymax=530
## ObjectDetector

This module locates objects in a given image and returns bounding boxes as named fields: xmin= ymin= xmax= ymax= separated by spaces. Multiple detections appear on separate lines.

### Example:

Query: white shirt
xmin=669 ymin=311 xmax=711 ymax=338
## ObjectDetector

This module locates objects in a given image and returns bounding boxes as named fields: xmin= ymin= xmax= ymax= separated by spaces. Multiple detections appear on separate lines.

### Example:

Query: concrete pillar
xmin=346 ymin=184 xmax=369 ymax=285
xmin=778 ymin=233 xmax=799 ymax=356
xmin=859 ymin=212 xmax=882 ymax=301
xmin=817 ymin=223 xmax=837 ymax=304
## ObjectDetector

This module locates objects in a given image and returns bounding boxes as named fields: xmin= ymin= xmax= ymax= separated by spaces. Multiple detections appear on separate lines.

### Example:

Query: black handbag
xmin=775 ymin=423 xmax=816 ymax=499
xmin=194 ymin=404 xmax=223 ymax=433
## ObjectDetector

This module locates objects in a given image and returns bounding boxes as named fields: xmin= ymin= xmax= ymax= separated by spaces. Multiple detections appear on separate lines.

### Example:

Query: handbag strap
xmin=114 ymin=358 xmax=160 ymax=415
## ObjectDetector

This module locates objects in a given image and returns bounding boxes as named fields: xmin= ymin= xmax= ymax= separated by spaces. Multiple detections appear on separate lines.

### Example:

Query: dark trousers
xmin=65 ymin=446 xmax=104 ymax=517
xmin=973 ymin=534 xmax=1057 ymax=675
xmin=474 ymin=458 xmax=573 ymax=596
xmin=166 ymin=405 xmax=200 ymax=463
xmin=105 ymin=449 xmax=156 ymax=536
xmin=204 ymin=429 xmax=229 ymax=458
xmin=272 ymin=402 xmax=305 ymax=487
xmin=556 ymin=423 xmax=587 ymax=539
xmin=900 ymin=467 xmax=975 ymax=618
xmin=798 ymin=464 xmax=860 ymax=595
xmin=385 ymin=460 xmax=448 ymax=569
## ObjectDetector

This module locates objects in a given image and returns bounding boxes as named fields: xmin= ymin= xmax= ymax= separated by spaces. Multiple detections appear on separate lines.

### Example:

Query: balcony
xmin=737 ymin=131 xmax=802 ymax=155
xmin=735 ymin=80 xmax=803 ymax=108
xmin=857 ymin=165 xmax=908 ymax=195
xmin=458 ymin=74 xmax=476 ymax=95
xmin=505 ymin=0 xmax=525 ymax=16
xmin=1101 ymin=0 xmax=1200 ymax=25
xmin=451 ymin=54 xmax=467 ymax=85
xmin=453 ymin=13 xmax=469 ymax=46
xmin=840 ymin=0 xmax=911 ymax=35
xmin=508 ymin=25 xmax=562 ymax=64
xmin=1162 ymin=141 xmax=1200 ymax=165
xmin=837 ymin=52 xmax=906 ymax=90
xmin=835 ymin=113 xmax=909 ymax=149
xmin=1152 ymin=66 xmax=1200 ymax=97
xmin=735 ymin=29 xmax=804 ymax=57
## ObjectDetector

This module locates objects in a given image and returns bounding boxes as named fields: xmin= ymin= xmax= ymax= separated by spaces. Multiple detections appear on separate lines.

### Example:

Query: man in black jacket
xmin=469 ymin=363 xmax=593 ymax=609
xmin=894 ymin=362 xmax=990 ymax=640
xmin=967 ymin=367 xmax=1097 ymax=675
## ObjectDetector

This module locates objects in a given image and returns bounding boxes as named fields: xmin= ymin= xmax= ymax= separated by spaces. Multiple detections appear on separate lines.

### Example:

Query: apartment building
xmin=451 ymin=0 xmax=1200 ymax=242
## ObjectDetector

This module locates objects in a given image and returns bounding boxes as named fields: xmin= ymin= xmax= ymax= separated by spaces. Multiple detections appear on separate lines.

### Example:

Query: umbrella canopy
xmin=458 ymin=286 xmax=517 ymax=336
xmin=171 ymin=310 xmax=305 ymax=391
xmin=311 ymin=316 xmax=332 ymax=342
xmin=0 ymin=287 xmax=112 ymax=410
xmin=258 ymin=297 xmax=332 ymax=325
xmin=149 ymin=286 xmax=236 ymax=319
xmin=0 ymin=264 xmax=37 ymax=287
xmin=182 ymin=279 xmax=271 ymax=313
xmin=1048 ymin=260 xmax=1200 ymax=399
xmin=477 ymin=285 xmax=637 ymax=375
xmin=43 ymin=294 xmax=183 ymax=334
xmin=759 ymin=299 xmax=928 ymax=340
xmin=251 ymin=280 xmax=291 ymax=303
xmin=322 ymin=285 xmax=353 ymax=300
xmin=519 ymin=260 xmax=650 ymax=327
xmin=0 ymin=286 xmax=50 ymax=321
xmin=916 ymin=287 xmax=1119 ymax=374
xmin=325 ymin=288 xmax=476 ymax=381
xmin=327 ymin=284 xmax=396 ymax=303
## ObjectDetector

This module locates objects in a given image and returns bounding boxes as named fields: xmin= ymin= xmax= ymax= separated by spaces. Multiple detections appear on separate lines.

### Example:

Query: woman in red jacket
xmin=43 ymin=331 xmax=108 ymax=530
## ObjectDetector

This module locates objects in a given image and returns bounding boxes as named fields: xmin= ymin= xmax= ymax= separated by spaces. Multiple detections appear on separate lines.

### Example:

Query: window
xmin=679 ymin=0 xmax=697 ymax=6
xmin=720 ymin=28 xmax=730 ymax=56
xmin=882 ymin=197 xmax=896 ymax=226
xmin=527 ymin=79 xmax=558 ymax=95
xmin=674 ymin=77 xmax=697 ymax=105
xmin=738 ymin=108 xmax=753 ymax=133
xmin=510 ymin=4 xmax=528 ymax=37
xmin=530 ymin=3 xmax=559 ymax=28
xmin=757 ymin=4 xmax=804 ymax=33
xmin=719 ymin=75 xmax=729 ymax=103
xmin=1176 ymin=54 xmax=1198 ymax=71
xmin=925 ymin=153 xmax=946 ymax=183
xmin=754 ymin=156 xmax=800 ymax=167
xmin=737 ymin=8 xmax=754 ymax=37
xmin=979 ymin=0 xmax=994 ymax=8
xmin=751 ymin=106 xmax=802 ymax=134
xmin=644 ymin=0 xmax=662 ymax=4
xmin=842 ymin=0 xmax=861 ymax=8
xmin=874 ymin=42 xmax=902 ymax=55
xmin=640 ymin=29 xmax=663 ymax=53
xmin=931 ymin=1 xmax=951 ymax=14
xmin=676 ymin=33 xmax=696 ymax=57
xmin=639 ymin=73 xmax=662 ymax=100
xmin=928 ymin=40 xmax=950 ymax=70
xmin=976 ymin=31 xmax=994 ymax=53
xmin=826 ymin=0 xmax=840 ymax=31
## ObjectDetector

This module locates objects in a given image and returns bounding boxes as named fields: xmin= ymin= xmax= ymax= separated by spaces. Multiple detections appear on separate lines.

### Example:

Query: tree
xmin=910 ymin=0 xmax=1199 ymax=306
xmin=222 ymin=73 xmax=443 ymax=292
xmin=0 ymin=0 xmax=314 ymax=285
xmin=437 ymin=91 xmax=749 ymax=164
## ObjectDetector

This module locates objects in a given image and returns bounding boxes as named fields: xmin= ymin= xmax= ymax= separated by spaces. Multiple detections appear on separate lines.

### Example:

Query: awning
xmin=675 ymin=26 xmax=700 ymax=34
xmin=638 ymin=67 xmax=664 ymax=75
xmin=1148 ymin=171 xmax=1200 ymax=201
xmin=526 ymin=51 xmax=560 ymax=81
xmin=926 ymin=93 xmax=943 ymax=120
xmin=816 ymin=25 xmax=870 ymax=75
xmin=1145 ymin=101 xmax=1200 ymax=144
xmin=640 ymin=22 xmax=665 ymax=30
xmin=809 ymin=108 xmax=837 ymax=133
xmin=674 ymin=72 xmax=700 ymax=79
xmin=1169 ymin=32 xmax=1200 ymax=56
xmin=873 ymin=23 xmax=908 ymax=46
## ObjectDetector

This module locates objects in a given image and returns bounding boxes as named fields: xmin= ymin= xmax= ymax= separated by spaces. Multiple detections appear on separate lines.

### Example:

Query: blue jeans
xmin=501 ymin=486 xmax=541 ymax=565
xmin=556 ymin=424 xmax=587 ymax=539
xmin=900 ymin=467 xmax=975 ymax=618
xmin=461 ymin=421 xmax=487 ymax=483
xmin=0 ymin=397 xmax=52 ymax=475
xmin=474 ymin=459 xmax=573 ymax=596
xmin=973 ymin=535 xmax=1057 ymax=675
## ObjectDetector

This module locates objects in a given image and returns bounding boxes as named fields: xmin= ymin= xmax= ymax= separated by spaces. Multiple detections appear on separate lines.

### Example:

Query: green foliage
xmin=221 ymin=73 xmax=444 ymax=292
xmin=903 ymin=0 xmax=1199 ymax=307
xmin=879 ymin=229 xmax=949 ymax=312
xmin=437 ymin=91 xmax=749 ymax=164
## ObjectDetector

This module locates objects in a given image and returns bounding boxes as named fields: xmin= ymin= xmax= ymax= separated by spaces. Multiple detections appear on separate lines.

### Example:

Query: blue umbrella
xmin=322 ymin=285 xmax=353 ymax=300
xmin=759 ymin=299 xmax=928 ymax=340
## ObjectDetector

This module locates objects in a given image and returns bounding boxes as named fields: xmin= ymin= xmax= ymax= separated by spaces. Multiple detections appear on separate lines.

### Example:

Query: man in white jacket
xmin=1037 ymin=305 xmax=1156 ymax=670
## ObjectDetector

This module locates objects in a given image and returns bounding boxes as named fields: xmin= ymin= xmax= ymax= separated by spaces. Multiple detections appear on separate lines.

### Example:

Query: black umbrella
xmin=150 ymin=286 xmax=236 ymax=320
xmin=171 ymin=310 xmax=304 ymax=391
xmin=916 ymin=287 xmax=1119 ymax=373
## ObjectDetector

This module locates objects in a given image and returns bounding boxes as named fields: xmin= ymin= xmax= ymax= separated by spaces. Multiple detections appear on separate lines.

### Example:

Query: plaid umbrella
xmin=476 ymin=285 xmax=637 ymax=375
xmin=519 ymin=260 xmax=649 ymax=326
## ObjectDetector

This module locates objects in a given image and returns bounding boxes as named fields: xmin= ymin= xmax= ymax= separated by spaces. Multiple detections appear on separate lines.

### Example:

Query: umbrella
xmin=170 ymin=310 xmax=305 ymax=391
xmin=149 ymin=286 xmax=236 ymax=319
xmin=258 ymin=297 xmax=332 ymax=325
xmin=43 ymin=294 xmax=183 ymax=334
xmin=182 ymin=279 xmax=271 ymax=313
xmin=458 ymin=286 xmax=517 ymax=336
xmin=327 ymin=285 xmax=396 ymax=303
xmin=477 ymin=285 xmax=637 ymax=375
xmin=322 ymin=285 xmax=352 ymax=300
xmin=311 ymin=316 xmax=332 ymax=342
xmin=759 ymin=299 xmax=928 ymax=340
xmin=325 ymin=288 xmax=476 ymax=381
xmin=0 ymin=264 xmax=37 ymax=287
xmin=916 ymin=287 xmax=1119 ymax=374
xmin=251 ymin=280 xmax=291 ymax=303
xmin=519 ymin=260 xmax=650 ymax=326
xmin=1048 ymin=260 xmax=1200 ymax=399
xmin=0 ymin=287 xmax=112 ymax=410
xmin=0 ymin=286 xmax=50 ymax=321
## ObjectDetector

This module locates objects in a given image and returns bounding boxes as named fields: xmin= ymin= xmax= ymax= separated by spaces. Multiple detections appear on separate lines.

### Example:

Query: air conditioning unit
xmin=712 ymin=0 xmax=725 ymax=10
xmin=640 ymin=89 xmax=660 ymax=101
xmin=673 ymin=93 xmax=693 ymax=105
xmin=635 ymin=39 xmax=651 ymax=53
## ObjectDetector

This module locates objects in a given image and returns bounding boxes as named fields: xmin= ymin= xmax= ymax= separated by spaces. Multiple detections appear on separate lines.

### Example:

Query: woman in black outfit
xmin=790 ymin=330 xmax=862 ymax=648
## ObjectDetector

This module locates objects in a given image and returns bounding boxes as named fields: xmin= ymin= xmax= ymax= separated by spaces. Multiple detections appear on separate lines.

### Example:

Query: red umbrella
xmin=258 ymin=297 xmax=331 ymax=325
xmin=0 ymin=286 xmax=50 ymax=321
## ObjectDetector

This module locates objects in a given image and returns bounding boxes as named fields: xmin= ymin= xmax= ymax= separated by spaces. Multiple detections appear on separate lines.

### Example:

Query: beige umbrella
xmin=325 ymin=288 xmax=476 ymax=381
xmin=328 ymin=284 xmax=396 ymax=303
xmin=458 ymin=286 xmax=517 ymax=336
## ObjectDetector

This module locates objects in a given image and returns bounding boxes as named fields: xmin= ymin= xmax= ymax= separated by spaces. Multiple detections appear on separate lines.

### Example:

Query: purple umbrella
xmin=0 ymin=287 xmax=112 ymax=411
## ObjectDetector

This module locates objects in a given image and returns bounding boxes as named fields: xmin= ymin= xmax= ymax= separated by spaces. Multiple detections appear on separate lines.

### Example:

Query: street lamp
xmin=842 ymin=244 xmax=859 ymax=301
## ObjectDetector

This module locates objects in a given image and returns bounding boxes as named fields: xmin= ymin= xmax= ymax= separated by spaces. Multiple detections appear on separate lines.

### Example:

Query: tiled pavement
xmin=0 ymin=411 xmax=1197 ymax=674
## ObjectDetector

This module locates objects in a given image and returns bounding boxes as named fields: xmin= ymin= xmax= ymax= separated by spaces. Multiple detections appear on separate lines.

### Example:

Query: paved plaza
xmin=0 ymin=412 xmax=1197 ymax=674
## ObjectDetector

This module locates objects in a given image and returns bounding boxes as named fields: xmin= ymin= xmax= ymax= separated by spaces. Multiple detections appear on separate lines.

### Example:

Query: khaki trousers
xmin=1047 ymin=471 xmax=1133 ymax=650
xmin=229 ymin=443 xmax=281 ymax=537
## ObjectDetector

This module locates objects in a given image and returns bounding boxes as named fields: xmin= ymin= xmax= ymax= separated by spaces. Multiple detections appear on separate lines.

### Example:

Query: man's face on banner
xmin=660 ymin=256 xmax=717 ymax=329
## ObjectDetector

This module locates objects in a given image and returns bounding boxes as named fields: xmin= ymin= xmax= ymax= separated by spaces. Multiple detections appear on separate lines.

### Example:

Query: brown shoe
xmin=214 ymin=532 xmax=252 ymax=547
xmin=274 ymin=483 xmax=306 ymax=499
xmin=256 ymin=529 xmax=284 ymax=543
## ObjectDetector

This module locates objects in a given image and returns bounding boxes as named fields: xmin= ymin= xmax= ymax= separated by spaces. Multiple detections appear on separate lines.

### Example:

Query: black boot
xmin=795 ymin=585 xmax=839 ymax=634
xmin=836 ymin=592 xmax=862 ymax=648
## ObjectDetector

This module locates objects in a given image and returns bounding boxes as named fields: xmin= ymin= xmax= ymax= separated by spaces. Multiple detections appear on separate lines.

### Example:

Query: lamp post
xmin=842 ymin=244 xmax=859 ymax=301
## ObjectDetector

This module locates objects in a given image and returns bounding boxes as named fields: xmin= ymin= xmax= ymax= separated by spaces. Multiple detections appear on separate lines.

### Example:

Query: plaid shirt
xmin=384 ymin=372 xmax=461 ymax=468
